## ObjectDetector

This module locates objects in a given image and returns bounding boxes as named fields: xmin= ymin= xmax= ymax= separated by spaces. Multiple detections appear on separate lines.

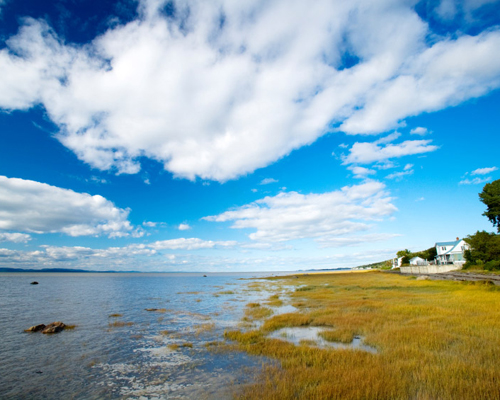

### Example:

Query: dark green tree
xmin=479 ymin=179 xmax=500 ymax=233
xmin=464 ymin=231 xmax=500 ymax=270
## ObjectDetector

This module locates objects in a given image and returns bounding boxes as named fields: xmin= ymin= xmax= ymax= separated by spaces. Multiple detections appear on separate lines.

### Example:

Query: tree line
xmin=463 ymin=179 xmax=500 ymax=271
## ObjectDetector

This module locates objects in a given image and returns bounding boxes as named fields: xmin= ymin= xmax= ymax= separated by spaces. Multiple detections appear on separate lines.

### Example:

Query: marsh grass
xmin=318 ymin=328 xmax=355 ymax=344
xmin=244 ymin=303 xmax=273 ymax=320
xmin=228 ymin=271 xmax=500 ymax=399
xmin=108 ymin=313 xmax=122 ymax=318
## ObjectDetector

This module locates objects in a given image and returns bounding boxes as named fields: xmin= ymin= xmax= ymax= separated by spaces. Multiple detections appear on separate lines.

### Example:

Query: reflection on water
xmin=268 ymin=327 xmax=377 ymax=353
xmin=0 ymin=272 xmax=277 ymax=399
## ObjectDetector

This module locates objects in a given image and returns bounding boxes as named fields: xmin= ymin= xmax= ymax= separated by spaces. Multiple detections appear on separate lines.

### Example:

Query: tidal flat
xmin=227 ymin=271 xmax=500 ymax=399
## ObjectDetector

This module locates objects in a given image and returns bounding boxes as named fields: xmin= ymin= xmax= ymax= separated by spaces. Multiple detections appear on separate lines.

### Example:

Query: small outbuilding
xmin=409 ymin=256 xmax=427 ymax=266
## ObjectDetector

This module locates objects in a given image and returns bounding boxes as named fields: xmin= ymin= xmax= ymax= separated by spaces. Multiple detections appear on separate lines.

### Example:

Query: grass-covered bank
xmin=226 ymin=271 xmax=500 ymax=399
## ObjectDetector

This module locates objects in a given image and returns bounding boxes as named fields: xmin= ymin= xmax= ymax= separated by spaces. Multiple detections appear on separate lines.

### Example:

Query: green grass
xmin=227 ymin=271 xmax=500 ymax=399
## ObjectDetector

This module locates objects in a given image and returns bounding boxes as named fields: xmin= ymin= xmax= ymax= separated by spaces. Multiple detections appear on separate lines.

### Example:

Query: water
xmin=0 ymin=272 xmax=276 ymax=399
xmin=267 ymin=327 xmax=377 ymax=353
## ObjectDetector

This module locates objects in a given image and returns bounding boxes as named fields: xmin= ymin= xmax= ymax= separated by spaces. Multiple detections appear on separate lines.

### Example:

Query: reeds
xmin=229 ymin=271 xmax=500 ymax=399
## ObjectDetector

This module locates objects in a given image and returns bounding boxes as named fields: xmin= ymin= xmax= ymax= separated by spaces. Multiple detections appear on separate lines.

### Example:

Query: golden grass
xmin=227 ymin=271 xmax=500 ymax=399
xmin=318 ymin=328 xmax=355 ymax=344
xmin=244 ymin=303 xmax=273 ymax=320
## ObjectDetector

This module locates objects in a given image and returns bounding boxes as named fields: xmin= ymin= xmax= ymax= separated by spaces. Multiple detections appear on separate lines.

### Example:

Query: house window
xmin=442 ymin=247 xmax=446 ymax=250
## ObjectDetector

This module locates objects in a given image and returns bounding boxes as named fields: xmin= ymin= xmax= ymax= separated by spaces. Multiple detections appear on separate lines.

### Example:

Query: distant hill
xmin=353 ymin=260 xmax=392 ymax=270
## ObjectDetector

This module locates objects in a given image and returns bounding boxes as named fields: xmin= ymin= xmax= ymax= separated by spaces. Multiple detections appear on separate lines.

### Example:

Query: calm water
xmin=0 ymin=272 xmax=277 ymax=399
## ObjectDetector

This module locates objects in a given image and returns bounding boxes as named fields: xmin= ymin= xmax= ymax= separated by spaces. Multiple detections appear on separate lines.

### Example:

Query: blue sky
xmin=0 ymin=0 xmax=499 ymax=272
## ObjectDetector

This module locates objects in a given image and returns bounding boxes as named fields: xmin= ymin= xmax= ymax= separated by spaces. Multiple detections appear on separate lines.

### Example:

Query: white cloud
xmin=149 ymin=238 xmax=237 ymax=250
xmin=260 ymin=178 xmax=278 ymax=185
xmin=178 ymin=223 xmax=191 ymax=231
xmin=143 ymin=221 xmax=157 ymax=227
xmin=410 ymin=127 xmax=429 ymax=135
xmin=0 ymin=232 xmax=31 ymax=243
xmin=0 ymin=175 xmax=140 ymax=237
xmin=386 ymin=169 xmax=414 ymax=181
xmin=459 ymin=176 xmax=492 ymax=185
xmin=375 ymin=132 xmax=401 ymax=144
xmin=348 ymin=166 xmax=376 ymax=179
xmin=436 ymin=0 xmax=500 ymax=21
xmin=343 ymin=140 xmax=438 ymax=165
xmin=471 ymin=166 xmax=497 ymax=175
xmin=204 ymin=181 xmax=397 ymax=243
xmin=0 ymin=1 xmax=500 ymax=181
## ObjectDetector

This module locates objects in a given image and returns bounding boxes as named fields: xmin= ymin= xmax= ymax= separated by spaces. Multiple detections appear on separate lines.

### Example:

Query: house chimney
xmin=456 ymin=237 xmax=459 ymax=240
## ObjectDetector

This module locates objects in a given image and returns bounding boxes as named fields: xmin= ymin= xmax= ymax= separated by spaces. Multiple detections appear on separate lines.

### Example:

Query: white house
xmin=392 ymin=257 xmax=403 ymax=269
xmin=435 ymin=238 xmax=470 ymax=265
xmin=409 ymin=256 xmax=427 ymax=266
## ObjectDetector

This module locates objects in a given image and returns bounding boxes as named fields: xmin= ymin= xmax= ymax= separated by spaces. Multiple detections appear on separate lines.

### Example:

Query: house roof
xmin=436 ymin=240 xmax=460 ymax=247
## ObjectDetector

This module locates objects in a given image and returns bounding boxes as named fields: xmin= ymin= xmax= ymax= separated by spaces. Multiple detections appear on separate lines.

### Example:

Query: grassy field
xmin=225 ymin=271 xmax=500 ymax=399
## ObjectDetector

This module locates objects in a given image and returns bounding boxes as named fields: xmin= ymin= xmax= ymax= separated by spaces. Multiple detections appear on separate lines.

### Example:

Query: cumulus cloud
xmin=348 ymin=166 xmax=376 ymax=179
xmin=410 ymin=127 xmax=429 ymax=135
xmin=0 ymin=232 xmax=31 ymax=243
xmin=204 ymin=181 xmax=397 ymax=243
xmin=0 ymin=0 xmax=499 ymax=181
xmin=260 ymin=178 xmax=278 ymax=185
xmin=0 ymin=176 xmax=140 ymax=237
xmin=343 ymin=140 xmax=438 ymax=165
xmin=177 ymin=223 xmax=191 ymax=230
xmin=471 ymin=166 xmax=497 ymax=175
xmin=149 ymin=238 xmax=237 ymax=250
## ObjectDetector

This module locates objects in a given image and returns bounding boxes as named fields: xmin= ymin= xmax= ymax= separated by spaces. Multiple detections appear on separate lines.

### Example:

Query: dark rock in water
xmin=42 ymin=322 xmax=66 ymax=334
xmin=145 ymin=308 xmax=158 ymax=312
xmin=30 ymin=281 xmax=39 ymax=285
xmin=203 ymin=275 xmax=207 ymax=277
xmin=35 ymin=371 xmax=43 ymax=374
xmin=25 ymin=324 xmax=46 ymax=332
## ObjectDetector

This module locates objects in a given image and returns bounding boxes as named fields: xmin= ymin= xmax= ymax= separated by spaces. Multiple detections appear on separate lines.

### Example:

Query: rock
xmin=42 ymin=322 xmax=66 ymax=334
xmin=145 ymin=308 xmax=158 ymax=312
xmin=203 ymin=275 xmax=207 ymax=277
xmin=25 ymin=324 xmax=46 ymax=332
xmin=416 ymin=276 xmax=429 ymax=280
xmin=30 ymin=281 xmax=39 ymax=285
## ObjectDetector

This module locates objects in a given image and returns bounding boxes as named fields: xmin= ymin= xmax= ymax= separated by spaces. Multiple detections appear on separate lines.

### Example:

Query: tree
xmin=463 ymin=231 xmax=500 ymax=270
xmin=479 ymin=179 xmax=500 ymax=233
